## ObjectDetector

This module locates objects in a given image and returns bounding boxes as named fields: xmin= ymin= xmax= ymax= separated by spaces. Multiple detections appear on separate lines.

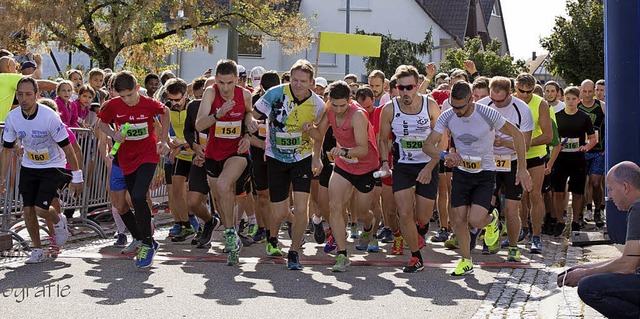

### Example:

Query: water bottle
xmin=373 ymin=170 xmax=390 ymax=178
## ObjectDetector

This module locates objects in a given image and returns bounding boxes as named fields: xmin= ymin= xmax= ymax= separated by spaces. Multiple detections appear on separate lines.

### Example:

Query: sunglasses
xmin=449 ymin=98 xmax=471 ymax=110
xmin=491 ymin=95 xmax=508 ymax=104
xmin=167 ymin=96 xmax=183 ymax=102
xmin=397 ymin=84 xmax=417 ymax=91
xmin=517 ymin=87 xmax=534 ymax=94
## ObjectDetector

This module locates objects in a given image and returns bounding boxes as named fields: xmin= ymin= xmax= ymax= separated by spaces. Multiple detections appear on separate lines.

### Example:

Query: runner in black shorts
xmin=249 ymin=71 xmax=280 ymax=243
xmin=424 ymin=81 xmax=532 ymax=276
xmin=547 ymin=86 xmax=597 ymax=233
xmin=1 ymin=78 xmax=83 ymax=264
xmin=183 ymin=83 xmax=220 ymax=249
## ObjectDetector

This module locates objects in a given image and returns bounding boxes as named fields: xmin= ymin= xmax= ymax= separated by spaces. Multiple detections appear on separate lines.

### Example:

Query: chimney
xmin=532 ymin=51 xmax=537 ymax=61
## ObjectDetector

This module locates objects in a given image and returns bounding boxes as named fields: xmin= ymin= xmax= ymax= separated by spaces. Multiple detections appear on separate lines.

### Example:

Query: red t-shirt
xmin=328 ymin=101 xmax=379 ymax=175
xmin=205 ymin=85 xmax=248 ymax=161
xmin=98 ymin=95 xmax=165 ymax=175
xmin=430 ymin=90 xmax=450 ymax=106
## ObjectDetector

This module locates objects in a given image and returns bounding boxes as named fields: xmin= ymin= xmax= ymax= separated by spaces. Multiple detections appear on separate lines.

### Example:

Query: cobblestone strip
xmin=472 ymin=235 xmax=572 ymax=319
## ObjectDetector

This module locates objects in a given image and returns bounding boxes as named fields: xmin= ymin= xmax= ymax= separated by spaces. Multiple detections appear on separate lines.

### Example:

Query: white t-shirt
xmin=434 ymin=103 xmax=506 ymax=173
xmin=478 ymin=96 xmax=534 ymax=160
xmin=551 ymin=101 xmax=566 ymax=114
xmin=3 ymin=104 xmax=69 ymax=169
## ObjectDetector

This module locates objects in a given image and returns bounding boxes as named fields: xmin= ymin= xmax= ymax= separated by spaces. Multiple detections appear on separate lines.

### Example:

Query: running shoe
xmin=332 ymin=253 xmax=351 ymax=272
xmin=518 ymin=227 xmax=528 ymax=243
xmin=25 ymin=248 xmax=45 ymax=264
xmin=287 ymin=251 xmax=303 ymax=270
xmin=189 ymin=215 xmax=200 ymax=233
xmin=349 ymin=223 xmax=360 ymax=239
xmin=313 ymin=222 xmax=325 ymax=244
xmin=507 ymin=246 xmax=521 ymax=262
xmin=171 ymin=225 xmax=196 ymax=242
xmin=227 ymin=250 xmax=239 ymax=266
xmin=247 ymin=224 xmax=259 ymax=238
xmin=470 ymin=229 xmax=480 ymax=252
xmin=197 ymin=219 xmax=216 ymax=248
xmin=444 ymin=235 xmax=459 ymax=249
xmin=403 ymin=257 xmax=424 ymax=273
xmin=594 ymin=211 xmax=605 ymax=228
xmin=53 ymin=214 xmax=69 ymax=247
xmin=430 ymin=227 xmax=449 ymax=243
xmin=530 ymin=236 xmax=543 ymax=254
xmin=483 ymin=208 xmax=500 ymax=247
xmin=266 ymin=241 xmax=283 ymax=256
xmin=324 ymin=233 xmax=337 ymax=253
xmin=168 ymin=223 xmax=181 ymax=237
xmin=451 ymin=258 xmax=474 ymax=276
xmin=223 ymin=229 xmax=236 ymax=253
xmin=391 ymin=235 xmax=404 ymax=255
xmin=355 ymin=230 xmax=371 ymax=251
xmin=121 ymin=240 xmax=141 ymax=254
xmin=135 ymin=243 xmax=155 ymax=268
xmin=377 ymin=227 xmax=394 ymax=243
xmin=367 ymin=237 xmax=380 ymax=253
xmin=113 ymin=233 xmax=127 ymax=248
xmin=252 ymin=228 xmax=266 ymax=243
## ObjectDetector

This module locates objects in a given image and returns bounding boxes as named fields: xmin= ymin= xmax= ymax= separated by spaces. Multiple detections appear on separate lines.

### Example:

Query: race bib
xmin=198 ymin=133 xmax=207 ymax=145
xmin=400 ymin=135 xmax=426 ymax=152
xmin=126 ymin=122 xmax=149 ymax=141
xmin=459 ymin=155 xmax=482 ymax=173
xmin=325 ymin=151 xmax=335 ymax=163
xmin=562 ymin=137 xmax=580 ymax=152
xmin=340 ymin=149 xmax=359 ymax=164
xmin=214 ymin=121 xmax=241 ymax=139
xmin=494 ymin=154 xmax=512 ymax=172
xmin=25 ymin=148 xmax=51 ymax=163
xmin=275 ymin=132 xmax=302 ymax=150
xmin=258 ymin=123 xmax=267 ymax=138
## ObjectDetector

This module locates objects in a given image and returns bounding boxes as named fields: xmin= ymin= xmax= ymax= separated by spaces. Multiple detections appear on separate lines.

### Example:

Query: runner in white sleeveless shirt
xmin=423 ymin=81 xmax=532 ymax=276
xmin=478 ymin=76 xmax=534 ymax=261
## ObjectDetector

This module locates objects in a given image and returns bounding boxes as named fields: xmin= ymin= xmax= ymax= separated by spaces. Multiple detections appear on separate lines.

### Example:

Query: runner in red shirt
xmin=312 ymin=81 xmax=380 ymax=272
xmin=98 ymin=71 xmax=170 ymax=268
xmin=196 ymin=59 xmax=253 ymax=267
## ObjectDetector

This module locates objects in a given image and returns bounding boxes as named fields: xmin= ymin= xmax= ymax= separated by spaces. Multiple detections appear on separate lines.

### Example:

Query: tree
xmin=355 ymin=29 xmax=434 ymax=78
xmin=540 ymin=0 xmax=604 ymax=84
xmin=439 ymin=37 xmax=527 ymax=78
xmin=0 ymin=0 xmax=314 ymax=72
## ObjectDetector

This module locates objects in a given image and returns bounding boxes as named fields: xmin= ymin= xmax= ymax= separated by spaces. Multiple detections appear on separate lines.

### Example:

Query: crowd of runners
xmin=0 ymin=50 xmax=608 ymax=276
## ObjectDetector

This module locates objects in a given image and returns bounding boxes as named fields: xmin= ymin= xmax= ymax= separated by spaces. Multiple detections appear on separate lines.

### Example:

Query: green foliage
xmin=540 ymin=0 xmax=604 ymax=84
xmin=355 ymin=29 xmax=434 ymax=78
xmin=440 ymin=37 xmax=526 ymax=78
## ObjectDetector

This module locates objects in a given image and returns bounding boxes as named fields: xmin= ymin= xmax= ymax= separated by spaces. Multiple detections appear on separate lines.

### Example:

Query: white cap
xmin=315 ymin=77 xmax=328 ymax=88
xmin=237 ymin=65 xmax=247 ymax=77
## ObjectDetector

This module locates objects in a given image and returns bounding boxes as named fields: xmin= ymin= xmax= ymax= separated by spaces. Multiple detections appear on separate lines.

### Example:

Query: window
xmin=307 ymin=43 xmax=337 ymax=67
xmin=338 ymin=0 xmax=371 ymax=12
xmin=491 ymin=3 xmax=500 ymax=17
xmin=238 ymin=35 xmax=262 ymax=57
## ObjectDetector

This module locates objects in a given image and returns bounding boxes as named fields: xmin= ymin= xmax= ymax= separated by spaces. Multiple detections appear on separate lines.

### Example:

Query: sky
xmin=500 ymin=0 xmax=568 ymax=61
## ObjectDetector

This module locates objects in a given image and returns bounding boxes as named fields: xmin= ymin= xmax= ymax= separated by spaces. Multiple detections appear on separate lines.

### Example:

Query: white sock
xmin=312 ymin=215 xmax=323 ymax=224
xmin=248 ymin=215 xmax=257 ymax=225
xmin=111 ymin=207 xmax=126 ymax=233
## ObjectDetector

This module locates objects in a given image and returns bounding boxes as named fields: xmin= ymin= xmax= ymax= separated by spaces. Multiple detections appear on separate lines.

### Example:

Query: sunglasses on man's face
xmin=517 ymin=87 xmax=533 ymax=94
xmin=397 ymin=84 xmax=417 ymax=91
xmin=449 ymin=98 xmax=471 ymax=110
xmin=167 ymin=96 xmax=183 ymax=103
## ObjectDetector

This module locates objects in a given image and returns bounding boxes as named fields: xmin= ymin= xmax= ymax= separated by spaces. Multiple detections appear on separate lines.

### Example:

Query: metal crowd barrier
xmin=0 ymin=125 xmax=169 ymax=249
